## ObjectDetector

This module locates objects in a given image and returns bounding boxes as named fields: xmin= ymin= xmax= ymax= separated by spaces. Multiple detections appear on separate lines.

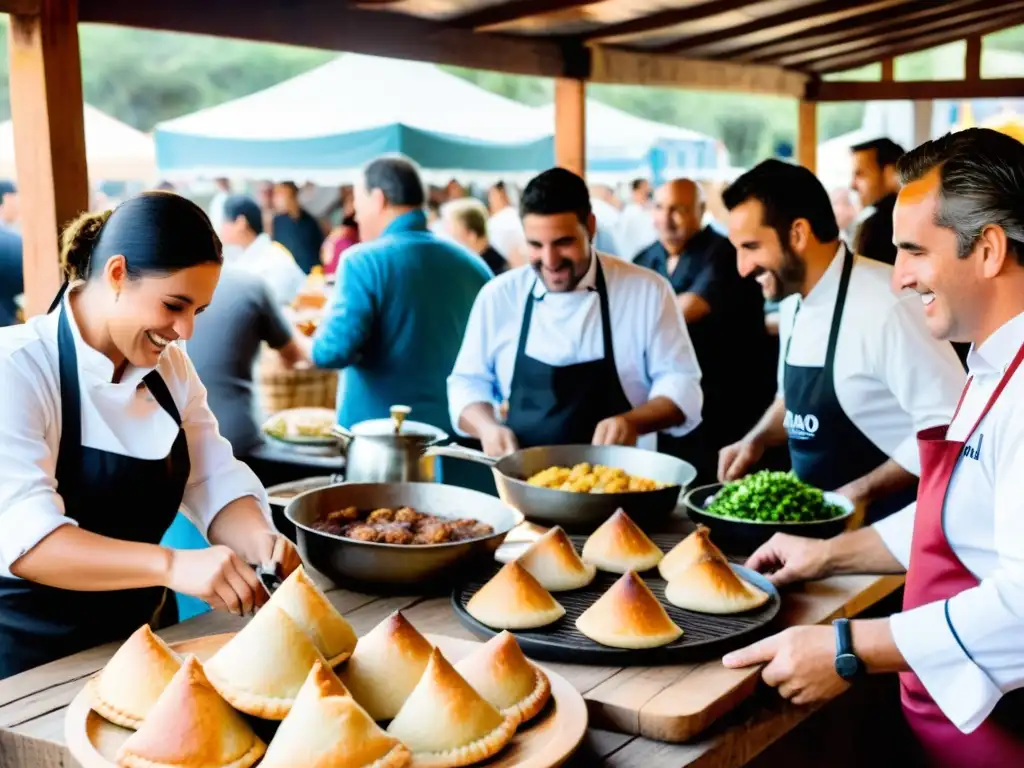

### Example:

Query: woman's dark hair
xmin=897 ymin=128 xmax=1024 ymax=264
xmin=722 ymin=159 xmax=840 ymax=245
xmin=520 ymin=167 xmax=591 ymax=225
xmin=60 ymin=191 xmax=222 ymax=283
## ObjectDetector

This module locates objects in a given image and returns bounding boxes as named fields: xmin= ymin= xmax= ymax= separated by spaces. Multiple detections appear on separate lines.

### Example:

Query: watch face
xmin=835 ymin=653 xmax=860 ymax=680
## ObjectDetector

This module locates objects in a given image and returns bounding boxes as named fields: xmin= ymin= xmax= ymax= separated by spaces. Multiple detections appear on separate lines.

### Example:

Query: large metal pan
xmin=427 ymin=443 xmax=697 ymax=532
xmin=284 ymin=482 xmax=523 ymax=588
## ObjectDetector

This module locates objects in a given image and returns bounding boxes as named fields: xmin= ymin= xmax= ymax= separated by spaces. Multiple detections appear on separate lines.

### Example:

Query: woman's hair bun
xmin=60 ymin=209 xmax=113 ymax=281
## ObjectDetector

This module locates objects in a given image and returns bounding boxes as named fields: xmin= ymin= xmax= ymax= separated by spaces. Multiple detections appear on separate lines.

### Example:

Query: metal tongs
xmin=256 ymin=537 xmax=288 ymax=596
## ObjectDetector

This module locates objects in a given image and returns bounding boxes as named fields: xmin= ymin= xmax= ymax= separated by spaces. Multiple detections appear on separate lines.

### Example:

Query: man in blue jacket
xmin=312 ymin=155 xmax=492 ymax=437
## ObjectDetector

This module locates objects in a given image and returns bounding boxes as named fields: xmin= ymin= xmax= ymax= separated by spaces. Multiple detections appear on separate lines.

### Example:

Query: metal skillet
xmin=284 ymin=482 xmax=523 ymax=588
xmin=427 ymin=443 xmax=697 ymax=532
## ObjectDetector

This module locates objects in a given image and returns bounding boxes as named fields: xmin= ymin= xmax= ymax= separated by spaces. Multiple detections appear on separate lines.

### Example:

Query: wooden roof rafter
xmin=580 ymin=0 xmax=769 ymax=44
xmin=445 ymin=0 xmax=600 ymax=31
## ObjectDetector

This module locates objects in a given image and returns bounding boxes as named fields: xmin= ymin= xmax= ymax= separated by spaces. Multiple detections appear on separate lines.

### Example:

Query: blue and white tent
xmin=532 ymin=99 xmax=725 ymax=184
xmin=154 ymin=54 xmax=553 ymax=184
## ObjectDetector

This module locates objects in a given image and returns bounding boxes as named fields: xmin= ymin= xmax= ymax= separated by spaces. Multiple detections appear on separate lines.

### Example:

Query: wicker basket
xmin=258 ymin=344 xmax=338 ymax=415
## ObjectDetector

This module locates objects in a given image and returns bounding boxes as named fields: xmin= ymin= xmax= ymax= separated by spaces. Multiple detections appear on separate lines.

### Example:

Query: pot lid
xmin=349 ymin=417 xmax=448 ymax=442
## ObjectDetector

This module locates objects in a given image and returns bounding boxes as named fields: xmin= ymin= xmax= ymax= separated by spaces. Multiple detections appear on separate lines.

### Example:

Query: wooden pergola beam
xmin=0 ymin=0 xmax=41 ymax=13
xmin=797 ymin=100 xmax=817 ymax=174
xmin=783 ymin=4 xmax=1014 ymax=69
xmin=809 ymin=10 xmax=1024 ymax=73
xmin=653 ymin=0 xmax=902 ymax=57
xmin=813 ymin=77 xmax=1024 ymax=102
xmin=9 ymin=0 xmax=89 ymax=318
xmin=448 ymin=0 xmax=598 ymax=30
xmin=735 ymin=0 xmax=986 ymax=63
xmin=581 ymin=0 xmax=765 ymax=44
xmin=554 ymin=78 xmax=585 ymax=178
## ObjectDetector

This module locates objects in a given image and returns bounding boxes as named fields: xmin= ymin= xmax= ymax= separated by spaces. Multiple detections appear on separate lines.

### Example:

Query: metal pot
xmin=332 ymin=405 xmax=447 ymax=483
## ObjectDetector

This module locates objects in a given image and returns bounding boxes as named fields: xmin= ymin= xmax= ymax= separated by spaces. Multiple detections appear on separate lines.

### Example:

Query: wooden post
xmin=554 ymin=77 xmax=585 ymax=178
xmin=8 ymin=0 xmax=89 ymax=318
xmin=797 ymin=100 xmax=817 ymax=174
xmin=965 ymin=34 xmax=982 ymax=82
xmin=880 ymin=58 xmax=894 ymax=82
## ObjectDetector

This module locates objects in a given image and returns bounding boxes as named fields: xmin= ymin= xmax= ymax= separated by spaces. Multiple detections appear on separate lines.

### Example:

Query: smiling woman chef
xmin=0 ymin=192 xmax=300 ymax=680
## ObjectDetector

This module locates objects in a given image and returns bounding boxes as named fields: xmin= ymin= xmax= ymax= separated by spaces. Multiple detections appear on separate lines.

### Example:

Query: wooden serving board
xmin=64 ymin=632 xmax=588 ymax=768
xmin=491 ymin=523 xmax=900 ymax=744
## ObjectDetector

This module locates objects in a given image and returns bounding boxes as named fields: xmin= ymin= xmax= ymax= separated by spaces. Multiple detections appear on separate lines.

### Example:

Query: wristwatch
xmin=833 ymin=618 xmax=863 ymax=681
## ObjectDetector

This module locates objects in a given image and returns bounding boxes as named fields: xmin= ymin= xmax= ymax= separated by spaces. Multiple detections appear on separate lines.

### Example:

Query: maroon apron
xmin=899 ymin=341 xmax=1024 ymax=767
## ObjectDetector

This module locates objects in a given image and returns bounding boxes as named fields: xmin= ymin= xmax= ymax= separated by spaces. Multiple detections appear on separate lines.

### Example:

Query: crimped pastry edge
xmin=500 ymin=665 xmax=551 ymax=726
xmin=368 ymin=743 xmax=414 ymax=768
xmin=402 ymin=713 xmax=517 ymax=768
xmin=86 ymin=677 xmax=145 ymax=730
xmin=116 ymin=731 xmax=266 ymax=768
xmin=203 ymin=672 xmax=296 ymax=720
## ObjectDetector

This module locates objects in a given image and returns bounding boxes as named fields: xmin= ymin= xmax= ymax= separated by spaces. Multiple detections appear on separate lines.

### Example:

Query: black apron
xmin=0 ymin=295 xmax=189 ymax=679
xmin=783 ymin=247 xmax=916 ymax=524
xmin=506 ymin=257 xmax=633 ymax=448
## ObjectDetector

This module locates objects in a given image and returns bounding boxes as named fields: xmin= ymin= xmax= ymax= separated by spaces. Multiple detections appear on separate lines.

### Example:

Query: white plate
xmin=262 ymin=407 xmax=338 ymax=446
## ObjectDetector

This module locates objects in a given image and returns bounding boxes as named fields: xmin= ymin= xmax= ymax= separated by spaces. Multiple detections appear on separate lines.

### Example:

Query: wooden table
xmin=0 ymin=567 xmax=903 ymax=768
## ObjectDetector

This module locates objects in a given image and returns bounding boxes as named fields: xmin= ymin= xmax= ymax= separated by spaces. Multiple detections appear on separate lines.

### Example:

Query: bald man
xmin=634 ymin=179 xmax=776 ymax=481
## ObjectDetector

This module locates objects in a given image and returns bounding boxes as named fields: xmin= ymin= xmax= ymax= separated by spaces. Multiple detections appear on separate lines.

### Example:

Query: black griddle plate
xmin=451 ymin=532 xmax=781 ymax=666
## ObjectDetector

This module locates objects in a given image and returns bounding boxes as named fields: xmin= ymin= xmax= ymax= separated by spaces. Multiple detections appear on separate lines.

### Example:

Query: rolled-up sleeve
xmin=311 ymin=246 xmax=375 ymax=370
xmin=179 ymin=357 xmax=270 ymax=537
xmin=876 ymin=298 xmax=966 ymax=474
xmin=646 ymin=278 xmax=703 ymax=437
xmin=0 ymin=360 xmax=75 ymax=578
xmin=447 ymin=289 xmax=501 ymax=437
xmin=890 ymin=437 xmax=1024 ymax=733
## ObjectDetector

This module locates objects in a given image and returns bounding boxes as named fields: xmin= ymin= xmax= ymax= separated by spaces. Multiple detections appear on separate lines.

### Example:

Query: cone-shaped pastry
xmin=387 ymin=648 xmax=517 ymax=768
xmin=270 ymin=565 xmax=358 ymax=665
xmin=454 ymin=631 xmax=550 ymax=726
xmin=260 ymin=661 xmax=411 ymax=768
xmin=204 ymin=604 xmax=327 ymax=720
xmin=576 ymin=571 xmax=682 ymax=649
xmin=516 ymin=526 xmax=596 ymax=592
xmin=88 ymin=624 xmax=181 ymax=729
xmin=339 ymin=611 xmax=434 ymax=721
xmin=465 ymin=561 xmax=565 ymax=630
xmin=665 ymin=557 xmax=770 ymax=614
xmin=581 ymin=509 xmax=663 ymax=574
xmin=116 ymin=655 xmax=265 ymax=768
xmin=658 ymin=525 xmax=728 ymax=582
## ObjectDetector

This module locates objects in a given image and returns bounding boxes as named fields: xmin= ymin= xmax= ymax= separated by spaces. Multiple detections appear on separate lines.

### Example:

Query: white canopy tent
xmin=0 ymin=103 xmax=156 ymax=182
xmin=154 ymin=53 xmax=553 ymax=185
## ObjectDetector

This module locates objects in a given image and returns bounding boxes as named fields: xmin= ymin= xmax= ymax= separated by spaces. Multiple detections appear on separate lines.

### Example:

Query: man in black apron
xmin=447 ymin=168 xmax=704 ymax=475
xmin=717 ymin=160 xmax=965 ymax=524
xmin=0 ymin=291 xmax=188 ymax=678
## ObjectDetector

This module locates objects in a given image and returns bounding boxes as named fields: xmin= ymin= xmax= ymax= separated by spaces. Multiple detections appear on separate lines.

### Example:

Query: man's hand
xmin=480 ymin=424 xmax=519 ymax=457
xmin=718 ymin=437 xmax=765 ymax=482
xmin=722 ymin=626 xmax=849 ymax=706
xmin=745 ymin=533 xmax=833 ymax=587
xmin=592 ymin=416 xmax=639 ymax=447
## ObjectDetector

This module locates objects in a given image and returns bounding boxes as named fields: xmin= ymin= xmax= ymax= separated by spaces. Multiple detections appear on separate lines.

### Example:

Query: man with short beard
xmin=448 ymin=168 xmax=703 ymax=458
xmin=718 ymin=159 xmax=965 ymax=524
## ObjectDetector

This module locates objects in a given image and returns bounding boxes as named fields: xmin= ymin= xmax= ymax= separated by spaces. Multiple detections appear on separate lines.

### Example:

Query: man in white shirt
xmin=219 ymin=194 xmax=306 ymax=305
xmin=448 ymin=167 xmax=703 ymax=457
xmin=722 ymin=128 xmax=1024 ymax=766
xmin=616 ymin=178 xmax=658 ymax=260
xmin=718 ymin=159 xmax=965 ymax=523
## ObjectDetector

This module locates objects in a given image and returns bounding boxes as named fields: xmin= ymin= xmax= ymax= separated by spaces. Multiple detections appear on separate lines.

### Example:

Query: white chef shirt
xmin=447 ymin=252 xmax=704 ymax=451
xmin=875 ymin=310 xmax=1024 ymax=734
xmin=777 ymin=247 xmax=966 ymax=474
xmin=225 ymin=233 xmax=306 ymax=306
xmin=0 ymin=289 xmax=271 ymax=579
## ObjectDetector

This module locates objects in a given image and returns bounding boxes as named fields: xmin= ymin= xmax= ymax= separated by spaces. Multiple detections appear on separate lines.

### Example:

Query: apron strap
xmin=55 ymin=303 xmax=83 ymax=488
xmin=142 ymin=371 xmax=183 ymax=426
xmin=593 ymin=257 xmax=617 ymax=369
xmin=823 ymin=246 xmax=855 ymax=375
xmin=47 ymin=281 xmax=70 ymax=315
xmin=958 ymin=341 xmax=1024 ymax=443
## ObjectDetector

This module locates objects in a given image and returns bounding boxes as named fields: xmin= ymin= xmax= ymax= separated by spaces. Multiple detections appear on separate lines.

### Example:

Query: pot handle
xmin=424 ymin=443 xmax=499 ymax=467
xmin=330 ymin=424 xmax=355 ymax=448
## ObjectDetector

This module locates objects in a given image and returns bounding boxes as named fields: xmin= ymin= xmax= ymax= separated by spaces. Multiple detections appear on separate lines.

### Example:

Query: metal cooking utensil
xmin=425 ymin=443 xmax=697 ymax=532
xmin=256 ymin=562 xmax=283 ymax=595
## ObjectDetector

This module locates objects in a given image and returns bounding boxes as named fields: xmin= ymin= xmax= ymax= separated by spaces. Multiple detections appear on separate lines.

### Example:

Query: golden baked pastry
xmin=465 ymin=561 xmax=565 ymax=630
xmin=387 ymin=648 xmax=517 ymax=768
xmin=339 ymin=611 xmax=434 ymax=721
xmin=269 ymin=565 xmax=357 ymax=665
xmin=664 ymin=557 xmax=770 ymax=614
xmin=576 ymin=571 xmax=682 ymax=649
xmin=454 ymin=631 xmax=550 ymax=726
xmin=260 ymin=661 xmax=411 ymax=768
xmin=116 ymin=655 xmax=265 ymax=768
xmin=204 ymin=604 xmax=327 ymax=720
xmin=658 ymin=525 xmax=728 ymax=582
xmin=88 ymin=624 xmax=181 ymax=729
xmin=581 ymin=509 xmax=663 ymax=574
xmin=516 ymin=526 xmax=596 ymax=592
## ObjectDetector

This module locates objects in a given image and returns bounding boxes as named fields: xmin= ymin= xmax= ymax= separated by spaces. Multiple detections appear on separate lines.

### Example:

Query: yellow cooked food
xmin=526 ymin=463 xmax=667 ymax=493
